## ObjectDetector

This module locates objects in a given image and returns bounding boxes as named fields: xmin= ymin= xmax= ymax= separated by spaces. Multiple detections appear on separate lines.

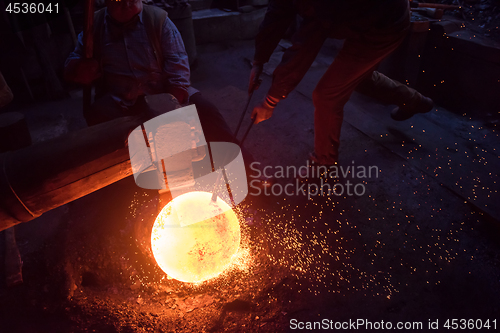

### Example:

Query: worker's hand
xmin=248 ymin=61 xmax=263 ymax=94
xmin=251 ymin=95 xmax=279 ymax=124
xmin=65 ymin=58 xmax=101 ymax=85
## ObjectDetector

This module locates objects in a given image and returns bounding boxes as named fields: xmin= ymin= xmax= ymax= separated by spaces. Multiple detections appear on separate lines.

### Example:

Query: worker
xmin=64 ymin=0 xmax=270 ymax=188
xmin=65 ymin=0 xmax=222 ymax=139
xmin=250 ymin=0 xmax=433 ymax=166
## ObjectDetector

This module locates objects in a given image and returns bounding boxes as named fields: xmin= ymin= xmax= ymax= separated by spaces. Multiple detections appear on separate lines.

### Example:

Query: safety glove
xmin=251 ymin=95 xmax=280 ymax=124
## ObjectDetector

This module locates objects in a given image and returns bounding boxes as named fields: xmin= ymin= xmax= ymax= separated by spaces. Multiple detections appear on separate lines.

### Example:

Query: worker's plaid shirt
xmin=66 ymin=8 xmax=190 ymax=106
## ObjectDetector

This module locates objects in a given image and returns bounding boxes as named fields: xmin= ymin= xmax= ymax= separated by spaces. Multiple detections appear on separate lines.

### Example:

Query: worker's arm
xmin=254 ymin=0 xmax=296 ymax=65
xmin=251 ymin=17 xmax=328 ymax=124
xmin=160 ymin=17 xmax=190 ymax=105
xmin=267 ymin=17 xmax=328 ymax=100
xmin=249 ymin=0 xmax=295 ymax=93
xmin=64 ymin=32 xmax=101 ymax=85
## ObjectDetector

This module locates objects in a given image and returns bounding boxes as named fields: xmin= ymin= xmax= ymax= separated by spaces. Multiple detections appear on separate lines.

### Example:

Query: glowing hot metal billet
xmin=151 ymin=191 xmax=240 ymax=283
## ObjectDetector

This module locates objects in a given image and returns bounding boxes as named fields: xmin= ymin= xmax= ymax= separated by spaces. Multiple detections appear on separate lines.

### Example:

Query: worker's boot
xmin=356 ymin=71 xmax=434 ymax=121
xmin=390 ymin=95 xmax=434 ymax=121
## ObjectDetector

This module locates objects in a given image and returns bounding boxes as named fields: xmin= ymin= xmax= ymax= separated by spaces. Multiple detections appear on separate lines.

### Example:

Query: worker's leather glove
xmin=251 ymin=95 xmax=280 ymax=124
xmin=67 ymin=58 xmax=101 ymax=85
xmin=248 ymin=61 xmax=263 ymax=94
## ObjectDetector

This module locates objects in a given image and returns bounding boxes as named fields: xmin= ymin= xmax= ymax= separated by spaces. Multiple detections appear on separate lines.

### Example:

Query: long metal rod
xmin=210 ymin=170 xmax=222 ymax=203
xmin=211 ymin=117 xmax=254 ymax=204
xmin=239 ymin=120 xmax=254 ymax=146
xmin=233 ymin=92 xmax=253 ymax=137
xmin=211 ymin=88 xmax=258 ymax=204
xmin=210 ymin=168 xmax=235 ymax=207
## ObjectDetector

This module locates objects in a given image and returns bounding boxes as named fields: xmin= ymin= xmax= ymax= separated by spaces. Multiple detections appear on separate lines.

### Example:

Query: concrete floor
xmin=2 ymin=39 xmax=500 ymax=332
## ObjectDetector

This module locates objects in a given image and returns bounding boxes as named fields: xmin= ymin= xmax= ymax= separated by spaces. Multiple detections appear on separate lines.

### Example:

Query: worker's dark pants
xmin=85 ymin=92 xmax=255 ymax=175
xmin=312 ymin=17 xmax=411 ymax=165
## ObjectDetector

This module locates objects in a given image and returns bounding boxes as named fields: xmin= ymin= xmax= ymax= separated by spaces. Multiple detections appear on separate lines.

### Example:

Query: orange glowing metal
xmin=151 ymin=191 xmax=240 ymax=283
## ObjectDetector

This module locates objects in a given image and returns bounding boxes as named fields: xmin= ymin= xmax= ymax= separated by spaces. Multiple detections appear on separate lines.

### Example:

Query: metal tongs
xmin=210 ymin=83 xmax=261 ymax=204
